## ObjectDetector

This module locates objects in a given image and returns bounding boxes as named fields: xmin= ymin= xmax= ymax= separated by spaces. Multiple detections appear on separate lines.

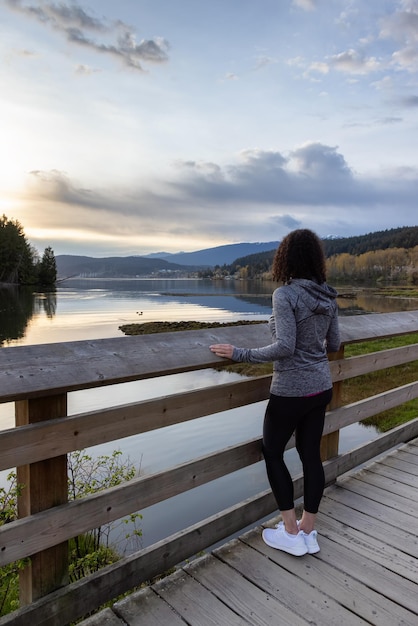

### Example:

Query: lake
xmin=1 ymin=278 xmax=417 ymax=549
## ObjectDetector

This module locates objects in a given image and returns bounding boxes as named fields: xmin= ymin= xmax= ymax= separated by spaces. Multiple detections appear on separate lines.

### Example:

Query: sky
xmin=1 ymin=0 xmax=418 ymax=257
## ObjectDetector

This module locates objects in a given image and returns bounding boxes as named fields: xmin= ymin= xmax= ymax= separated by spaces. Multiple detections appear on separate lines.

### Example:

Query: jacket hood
xmin=288 ymin=278 xmax=338 ymax=315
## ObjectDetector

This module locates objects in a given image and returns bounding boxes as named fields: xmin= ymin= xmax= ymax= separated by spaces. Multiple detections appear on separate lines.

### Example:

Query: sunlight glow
xmin=26 ymin=228 xmax=119 ymax=242
xmin=0 ymin=197 xmax=22 ymax=215
xmin=26 ymin=227 xmax=226 ymax=255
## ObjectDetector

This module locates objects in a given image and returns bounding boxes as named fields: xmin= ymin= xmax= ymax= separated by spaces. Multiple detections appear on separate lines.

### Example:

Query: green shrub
xmin=0 ymin=451 xmax=142 ymax=615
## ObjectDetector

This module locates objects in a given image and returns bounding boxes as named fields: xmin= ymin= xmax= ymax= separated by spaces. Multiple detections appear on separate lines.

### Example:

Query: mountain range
xmin=56 ymin=227 xmax=418 ymax=279
xmin=56 ymin=241 xmax=280 ymax=278
xmin=144 ymin=241 xmax=280 ymax=265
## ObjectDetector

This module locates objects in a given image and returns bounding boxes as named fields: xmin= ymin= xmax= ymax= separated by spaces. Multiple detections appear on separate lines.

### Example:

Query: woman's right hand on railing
xmin=210 ymin=344 xmax=235 ymax=359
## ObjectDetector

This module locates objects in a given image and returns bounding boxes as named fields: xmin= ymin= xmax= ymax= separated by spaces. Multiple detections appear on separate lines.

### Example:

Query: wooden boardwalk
xmin=81 ymin=439 xmax=418 ymax=626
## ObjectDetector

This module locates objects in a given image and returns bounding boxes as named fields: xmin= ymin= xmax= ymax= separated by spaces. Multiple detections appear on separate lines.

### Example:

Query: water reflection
xmin=1 ymin=280 xmax=418 ymax=346
xmin=34 ymin=289 xmax=57 ymax=319
xmin=0 ymin=287 xmax=57 ymax=346
xmin=337 ymin=289 xmax=418 ymax=315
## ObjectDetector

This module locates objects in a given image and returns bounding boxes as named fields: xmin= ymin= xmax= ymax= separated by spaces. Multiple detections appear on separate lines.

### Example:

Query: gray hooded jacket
xmin=232 ymin=278 xmax=341 ymax=397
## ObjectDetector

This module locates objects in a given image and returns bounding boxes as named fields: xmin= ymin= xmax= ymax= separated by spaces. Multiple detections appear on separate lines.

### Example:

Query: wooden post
xmin=15 ymin=394 xmax=69 ymax=604
xmin=321 ymin=346 xmax=345 ymax=462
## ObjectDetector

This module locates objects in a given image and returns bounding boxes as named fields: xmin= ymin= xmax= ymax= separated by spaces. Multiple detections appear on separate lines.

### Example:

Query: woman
xmin=210 ymin=229 xmax=340 ymax=556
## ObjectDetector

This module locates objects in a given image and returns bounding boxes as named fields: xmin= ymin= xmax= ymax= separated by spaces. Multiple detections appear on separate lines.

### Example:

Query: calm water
xmin=1 ymin=279 xmax=417 ymax=548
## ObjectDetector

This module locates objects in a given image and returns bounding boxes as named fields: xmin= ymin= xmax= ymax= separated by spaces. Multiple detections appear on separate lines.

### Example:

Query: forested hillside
xmin=322 ymin=226 xmax=418 ymax=256
xmin=231 ymin=226 xmax=418 ymax=268
xmin=206 ymin=226 xmax=418 ymax=283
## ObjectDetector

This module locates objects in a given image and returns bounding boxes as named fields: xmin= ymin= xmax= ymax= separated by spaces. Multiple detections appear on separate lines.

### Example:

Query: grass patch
xmin=344 ymin=332 xmax=418 ymax=356
xmin=372 ymin=287 xmax=418 ymax=298
xmin=343 ymin=333 xmax=418 ymax=431
xmin=341 ymin=362 xmax=418 ymax=431
xmin=119 ymin=320 xmax=264 ymax=335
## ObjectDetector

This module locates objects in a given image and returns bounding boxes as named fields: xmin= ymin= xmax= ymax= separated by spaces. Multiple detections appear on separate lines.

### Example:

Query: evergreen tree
xmin=37 ymin=246 xmax=57 ymax=285
xmin=0 ymin=215 xmax=56 ymax=285
xmin=0 ymin=215 xmax=35 ymax=284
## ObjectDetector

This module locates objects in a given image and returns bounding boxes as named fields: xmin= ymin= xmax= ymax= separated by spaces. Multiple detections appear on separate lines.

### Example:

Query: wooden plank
xmin=0 ymin=375 xmax=271 ymax=470
xmin=321 ymin=347 xmax=343 ymax=461
xmin=365 ymin=462 xmax=418 ymax=489
xmin=393 ymin=449 xmax=418 ymax=465
xmin=314 ymin=534 xmax=418 ymax=620
xmin=1 ymin=310 xmax=418 ymax=402
xmin=404 ymin=442 xmax=418 ymax=456
xmin=316 ymin=512 xmax=418 ymax=584
xmin=338 ymin=475 xmax=418 ymax=517
xmin=353 ymin=465 xmax=418 ymax=500
xmin=114 ymin=587 xmax=187 ymax=626
xmin=329 ymin=342 xmax=418 ymax=382
xmin=319 ymin=495 xmax=418 ymax=558
xmin=322 ymin=417 xmax=418 ymax=480
xmin=184 ymin=553 xmax=310 ymax=626
xmin=338 ymin=310 xmax=418 ymax=344
xmin=77 ymin=607 xmax=126 ymax=625
xmin=405 ymin=440 xmax=418 ymax=454
xmin=15 ymin=395 xmax=69 ymax=605
xmin=322 ymin=381 xmax=418 ymax=434
xmin=242 ymin=526 xmax=417 ymax=626
xmin=324 ymin=484 xmax=418 ymax=535
xmin=0 ymin=325 xmax=272 ymax=401
xmin=379 ymin=454 xmax=418 ymax=475
xmin=214 ymin=537 xmax=368 ymax=625
xmin=152 ymin=569 xmax=248 ymax=626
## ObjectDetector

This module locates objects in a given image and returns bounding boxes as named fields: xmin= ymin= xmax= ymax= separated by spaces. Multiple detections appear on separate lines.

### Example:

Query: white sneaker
xmin=262 ymin=523 xmax=308 ymax=556
xmin=301 ymin=529 xmax=320 ymax=553
xmin=297 ymin=521 xmax=320 ymax=554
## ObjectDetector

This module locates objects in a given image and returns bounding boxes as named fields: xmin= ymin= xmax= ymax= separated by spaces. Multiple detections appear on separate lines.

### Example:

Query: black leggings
xmin=262 ymin=389 xmax=332 ymax=514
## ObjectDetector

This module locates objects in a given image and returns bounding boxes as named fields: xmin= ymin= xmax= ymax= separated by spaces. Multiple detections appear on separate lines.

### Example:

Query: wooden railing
xmin=1 ymin=310 xmax=418 ymax=626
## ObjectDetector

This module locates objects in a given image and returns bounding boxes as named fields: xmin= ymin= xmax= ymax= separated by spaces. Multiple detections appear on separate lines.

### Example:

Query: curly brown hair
xmin=272 ymin=229 xmax=327 ymax=283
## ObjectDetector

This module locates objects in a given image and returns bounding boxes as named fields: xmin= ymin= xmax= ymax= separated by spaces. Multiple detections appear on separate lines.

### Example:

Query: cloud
xmin=392 ymin=46 xmax=418 ymax=72
xmin=5 ymin=0 xmax=169 ymax=70
xmin=269 ymin=214 xmax=302 ymax=230
xmin=295 ymin=50 xmax=381 ymax=81
xmin=329 ymin=49 xmax=381 ymax=75
xmin=74 ymin=63 xmax=100 ymax=75
xmin=170 ymin=144 xmax=357 ymax=209
xmin=400 ymin=94 xmax=418 ymax=106
xmin=307 ymin=61 xmax=329 ymax=75
xmin=6 ymin=0 xmax=107 ymax=31
xmin=299 ymin=2 xmax=418 ymax=83
xmin=379 ymin=1 xmax=418 ymax=72
xmin=343 ymin=115 xmax=403 ymax=128
xmin=22 ymin=141 xmax=418 ymax=252
xmin=380 ymin=2 xmax=418 ymax=43
xmin=292 ymin=0 xmax=317 ymax=11
xmin=253 ymin=55 xmax=278 ymax=70
xmin=371 ymin=75 xmax=393 ymax=91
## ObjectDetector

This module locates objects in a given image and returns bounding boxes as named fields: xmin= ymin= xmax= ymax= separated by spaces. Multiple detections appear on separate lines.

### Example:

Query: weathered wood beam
xmin=15 ymin=395 xmax=69 ymax=604
xmin=1 ymin=310 xmax=418 ymax=402
xmin=0 ymin=376 xmax=271 ymax=470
